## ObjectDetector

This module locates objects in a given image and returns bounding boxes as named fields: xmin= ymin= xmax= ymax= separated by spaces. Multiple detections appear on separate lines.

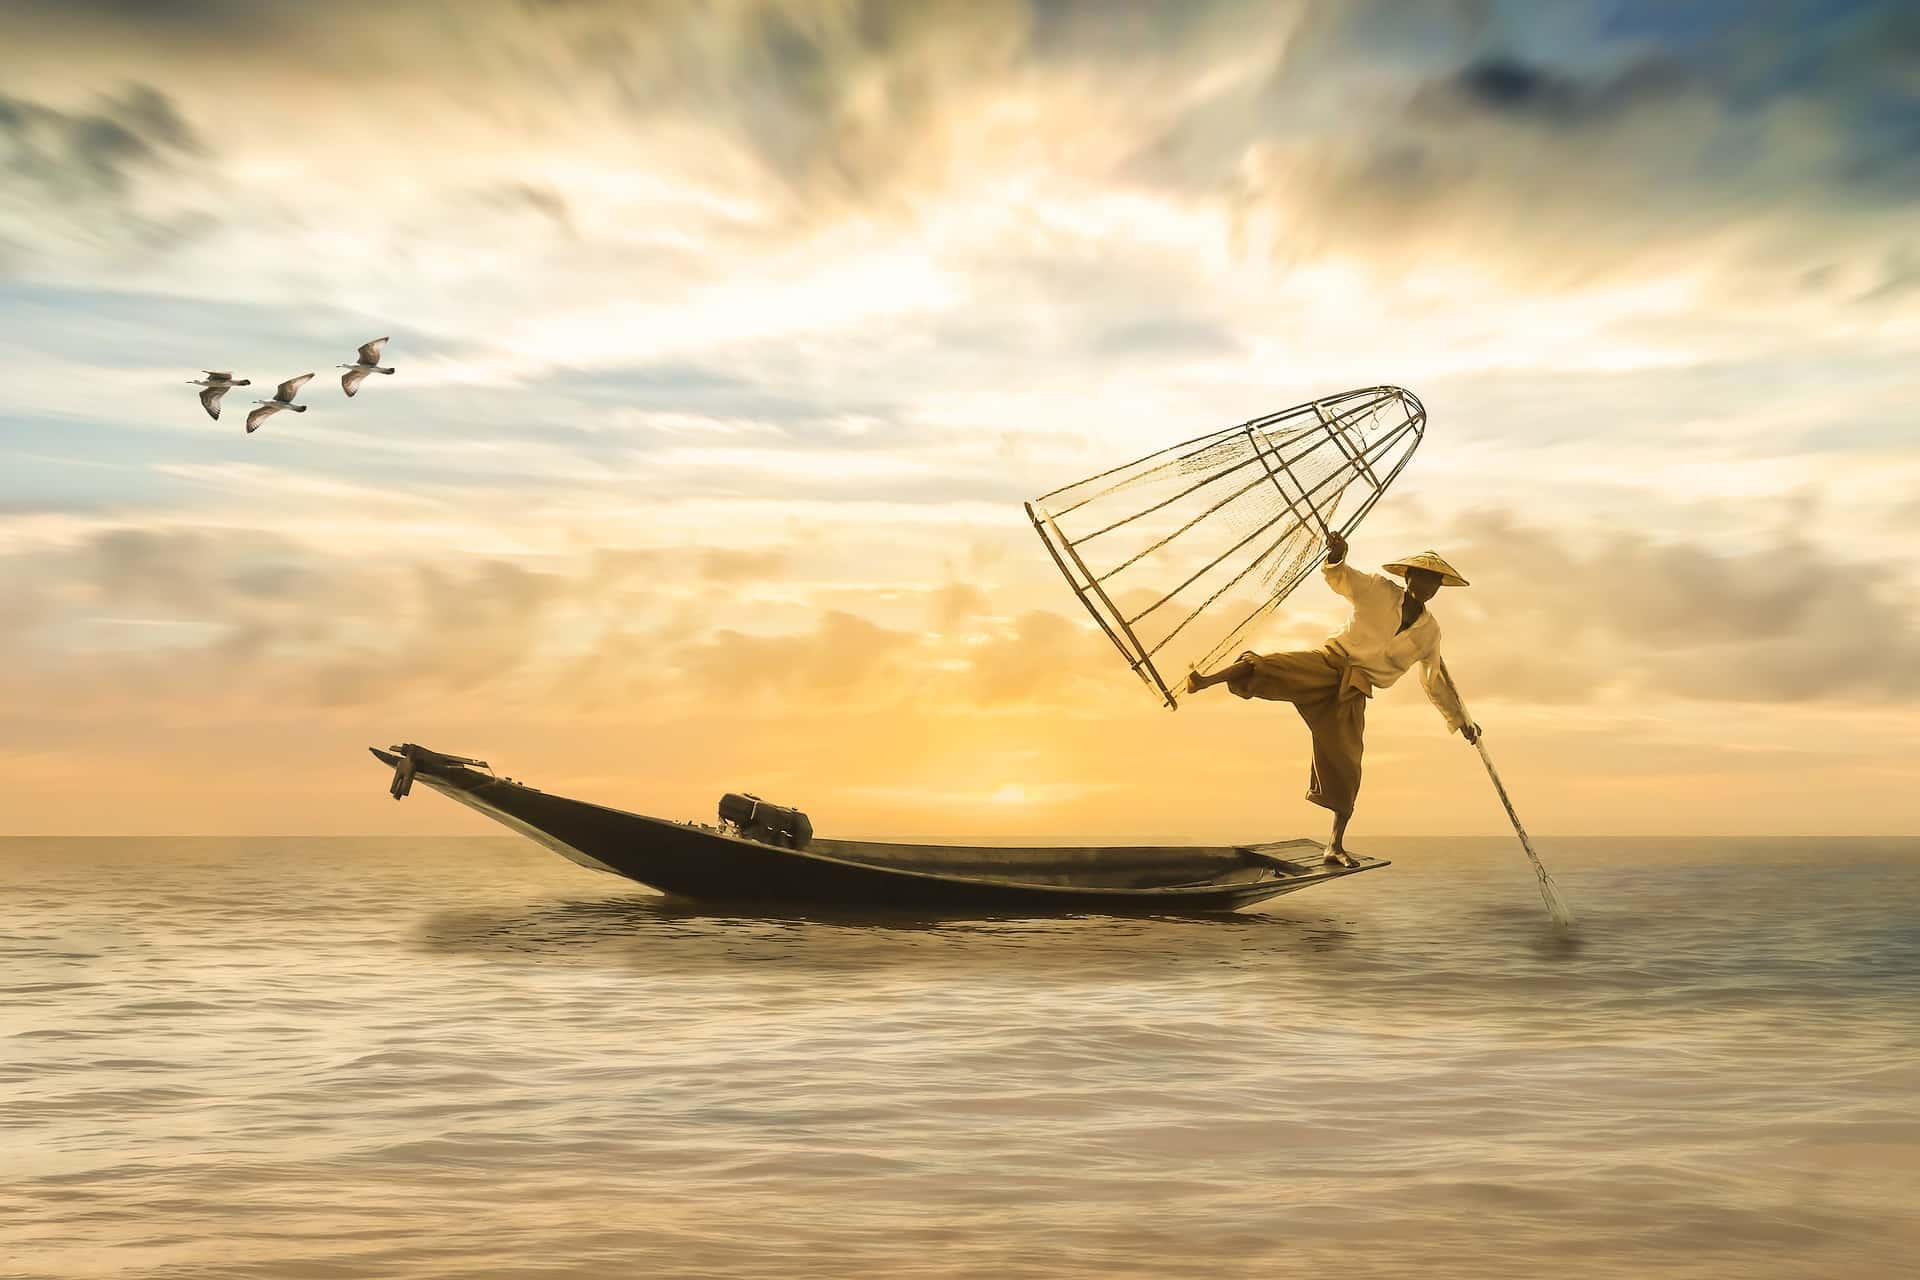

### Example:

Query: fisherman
xmin=1185 ymin=531 xmax=1478 ymax=867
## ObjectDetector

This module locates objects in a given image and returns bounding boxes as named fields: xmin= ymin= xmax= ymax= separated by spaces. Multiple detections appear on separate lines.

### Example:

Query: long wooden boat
xmin=371 ymin=744 xmax=1387 ymax=912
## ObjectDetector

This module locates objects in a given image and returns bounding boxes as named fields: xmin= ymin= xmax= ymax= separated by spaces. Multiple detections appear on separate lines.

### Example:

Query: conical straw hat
xmin=1380 ymin=551 xmax=1469 ymax=587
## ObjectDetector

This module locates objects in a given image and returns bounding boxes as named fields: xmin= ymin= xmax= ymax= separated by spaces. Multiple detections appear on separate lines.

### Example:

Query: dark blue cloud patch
xmin=1138 ymin=0 xmax=1920 ymax=290
xmin=1428 ymin=53 xmax=1696 ymax=128
xmin=1583 ymin=1 xmax=1920 ymax=196
xmin=1457 ymin=56 xmax=1548 ymax=110
xmin=1124 ymin=0 xmax=1920 ymax=270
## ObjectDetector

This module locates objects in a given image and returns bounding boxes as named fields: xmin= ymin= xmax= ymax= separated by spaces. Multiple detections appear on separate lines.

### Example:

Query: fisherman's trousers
xmin=1225 ymin=644 xmax=1370 ymax=814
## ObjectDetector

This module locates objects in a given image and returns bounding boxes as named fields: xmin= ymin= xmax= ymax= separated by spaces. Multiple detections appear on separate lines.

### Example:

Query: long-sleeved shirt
xmin=1321 ymin=560 xmax=1470 ymax=733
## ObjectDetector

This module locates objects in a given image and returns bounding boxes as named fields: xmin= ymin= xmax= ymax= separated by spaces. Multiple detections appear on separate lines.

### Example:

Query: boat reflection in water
xmin=373 ymin=744 xmax=1386 ymax=914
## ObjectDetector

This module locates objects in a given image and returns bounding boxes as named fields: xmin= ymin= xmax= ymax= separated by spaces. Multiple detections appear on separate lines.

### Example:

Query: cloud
xmin=18 ymin=499 xmax=1912 ymax=734
xmin=4 ymin=504 xmax=1918 ymax=837
xmin=0 ymin=83 xmax=210 ymax=264
xmin=669 ymin=609 xmax=918 ymax=698
xmin=572 ymin=1 xmax=1029 ymax=208
xmin=1114 ymin=1 xmax=1920 ymax=302
xmin=928 ymin=581 xmax=990 ymax=629
xmin=1 ymin=0 xmax=1909 ymax=396
xmin=697 ymin=547 xmax=790 ymax=584
xmin=7 ymin=1 xmax=286 ymax=34
xmin=0 ymin=513 xmax=1106 ymax=724
xmin=474 ymin=181 xmax=578 ymax=239
xmin=1428 ymin=54 xmax=1693 ymax=126
xmin=1437 ymin=509 xmax=1920 ymax=706
xmin=1090 ymin=316 xmax=1245 ymax=359
xmin=960 ymin=607 xmax=1115 ymax=705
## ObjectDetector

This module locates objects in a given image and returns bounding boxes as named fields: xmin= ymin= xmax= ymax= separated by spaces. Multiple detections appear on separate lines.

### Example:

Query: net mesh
xmin=1026 ymin=386 xmax=1425 ymax=708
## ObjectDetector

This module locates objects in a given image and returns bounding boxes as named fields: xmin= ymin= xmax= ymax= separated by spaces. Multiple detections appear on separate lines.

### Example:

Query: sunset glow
xmin=3 ymin=1 xmax=1916 ymax=838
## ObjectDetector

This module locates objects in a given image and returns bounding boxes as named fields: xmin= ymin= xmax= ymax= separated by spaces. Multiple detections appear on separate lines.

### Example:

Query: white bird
xmin=246 ymin=373 xmax=315 ymax=434
xmin=338 ymin=336 xmax=394 ymax=397
xmin=186 ymin=370 xmax=250 ymax=421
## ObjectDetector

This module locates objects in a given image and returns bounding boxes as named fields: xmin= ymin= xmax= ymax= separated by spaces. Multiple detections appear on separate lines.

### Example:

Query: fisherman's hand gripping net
xmin=1025 ymin=386 xmax=1425 ymax=708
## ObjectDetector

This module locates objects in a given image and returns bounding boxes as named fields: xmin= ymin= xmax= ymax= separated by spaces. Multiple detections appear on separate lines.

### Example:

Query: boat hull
xmin=370 ymin=746 xmax=1386 ymax=913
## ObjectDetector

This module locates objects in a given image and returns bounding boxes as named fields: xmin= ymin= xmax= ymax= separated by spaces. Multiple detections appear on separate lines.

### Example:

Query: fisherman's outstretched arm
xmin=1421 ymin=654 xmax=1479 ymax=743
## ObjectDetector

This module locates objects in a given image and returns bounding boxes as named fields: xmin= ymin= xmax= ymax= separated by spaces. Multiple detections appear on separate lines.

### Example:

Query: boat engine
xmin=718 ymin=792 xmax=814 ymax=849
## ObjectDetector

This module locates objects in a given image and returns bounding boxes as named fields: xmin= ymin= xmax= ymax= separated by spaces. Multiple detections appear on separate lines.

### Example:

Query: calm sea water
xmin=4 ymin=836 xmax=1917 ymax=1279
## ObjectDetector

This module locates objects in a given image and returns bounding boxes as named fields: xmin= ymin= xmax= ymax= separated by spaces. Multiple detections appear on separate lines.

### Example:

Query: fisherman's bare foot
xmin=1323 ymin=847 xmax=1358 ymax=868
xmin=1185 ymin=670 xmax=1204 ymax=694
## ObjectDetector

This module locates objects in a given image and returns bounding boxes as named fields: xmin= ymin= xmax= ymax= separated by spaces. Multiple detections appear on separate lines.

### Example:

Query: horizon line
xmin=4 ymin=832 xmax=1918 ymax=841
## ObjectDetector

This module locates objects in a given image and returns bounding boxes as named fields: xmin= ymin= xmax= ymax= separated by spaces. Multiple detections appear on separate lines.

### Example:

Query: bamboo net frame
xmin=1025 ymin=386 xmax=1426 ymax=709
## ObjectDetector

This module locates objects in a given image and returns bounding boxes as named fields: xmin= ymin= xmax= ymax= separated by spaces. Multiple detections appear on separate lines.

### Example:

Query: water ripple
xmin=2 ymin=835 xmax=1916 ymax=1278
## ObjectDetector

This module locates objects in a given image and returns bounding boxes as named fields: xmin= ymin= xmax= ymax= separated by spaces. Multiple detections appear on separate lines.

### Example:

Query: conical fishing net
xmin=1026 ymin=386 xmax=1426 ymax=708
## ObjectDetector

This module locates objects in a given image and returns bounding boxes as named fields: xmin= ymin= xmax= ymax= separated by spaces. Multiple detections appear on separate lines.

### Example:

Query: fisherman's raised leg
xmin=1185 ymin=658 xmax=1255 ymax=695
xmin=1189 ymin=648 xmax=1339 ymax=701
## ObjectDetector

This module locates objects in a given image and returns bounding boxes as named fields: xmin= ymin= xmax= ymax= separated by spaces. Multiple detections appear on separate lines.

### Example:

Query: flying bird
xmin=186 ymin=370 xmax=250 ymax=421
xmin=338 ymin=336 xmax=394 ymax=396
xmin=246 ymin=373 xmax=315 ymax=434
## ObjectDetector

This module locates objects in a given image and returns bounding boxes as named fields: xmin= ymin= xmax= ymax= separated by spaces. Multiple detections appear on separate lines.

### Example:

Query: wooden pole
xmin=1440 ymin=659 xmax=1575 ymax=929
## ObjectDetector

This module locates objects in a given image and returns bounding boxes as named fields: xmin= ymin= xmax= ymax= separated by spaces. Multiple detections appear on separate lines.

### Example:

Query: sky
xmin=1 ymin=0 xmax=1917 ymax=839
